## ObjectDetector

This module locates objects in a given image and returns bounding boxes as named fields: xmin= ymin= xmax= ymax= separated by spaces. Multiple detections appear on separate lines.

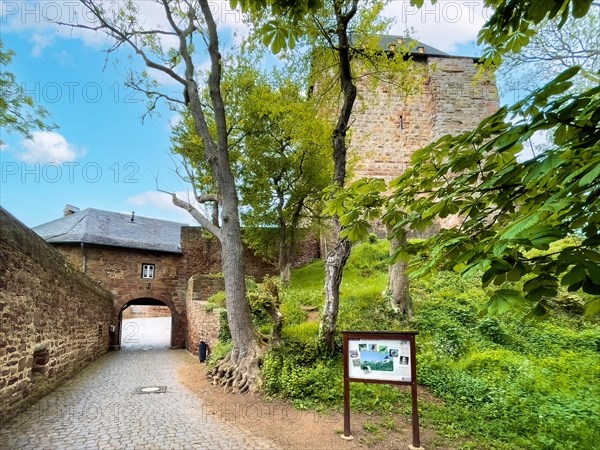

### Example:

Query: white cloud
xmin=129 ymin=190 xmax=183 ymax=210
xmin=30 ymin=33 xmax=54 ymax=57
xmin=384 ymin=1 xmax=491 ymax=53
xmin=18 ymin=131 xmax=84 ymax=163
xmin=128 ymin=190 xmax=205 ymax=224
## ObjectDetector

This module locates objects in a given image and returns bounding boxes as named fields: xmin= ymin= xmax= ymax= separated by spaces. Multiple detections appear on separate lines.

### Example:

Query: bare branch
xmin=197 ymin=193 xmax=219 ymax=203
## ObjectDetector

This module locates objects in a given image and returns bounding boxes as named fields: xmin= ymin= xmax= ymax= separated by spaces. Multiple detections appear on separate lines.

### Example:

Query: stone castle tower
xmin=348 ymin=36 xmax=499 ymax=183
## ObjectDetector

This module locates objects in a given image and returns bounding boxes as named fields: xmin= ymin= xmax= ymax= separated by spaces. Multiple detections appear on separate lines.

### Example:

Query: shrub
xmin=267 ymin=255 xmax=600 ymax=448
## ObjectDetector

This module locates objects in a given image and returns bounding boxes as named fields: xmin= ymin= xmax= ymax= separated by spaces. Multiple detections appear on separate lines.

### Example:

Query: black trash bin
xmin=199 ymin=341 xmax=208 ymax=362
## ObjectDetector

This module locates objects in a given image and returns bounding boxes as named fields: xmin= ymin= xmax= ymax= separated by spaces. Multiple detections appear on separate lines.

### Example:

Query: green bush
xmin=477 ymin=317 xmax=510 ymax=345
xmin=262 ymin=351 xmax=342 ymax=407
xmin=207 ymin=290 xmax=226 ymax=307
xmin=206 ymin=340 xmax=232 ymax=368
xmin=282 ymin=321 xmax=320 ymax=344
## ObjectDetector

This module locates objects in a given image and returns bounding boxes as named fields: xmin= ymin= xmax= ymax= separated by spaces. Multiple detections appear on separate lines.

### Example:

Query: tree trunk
xmin=260 ymin=278 xmax=284 ymax=347
xmin=387 ymin=227 xmax=412 ymax=319
xmin=319 ymin=3 xmax=359 ymax=352
xmin=278 ymin=236 xmax=292 ymax=286
xmin=73 ymin=0 xmax=264 ymax=393
xmin=278 ymin=207 xmax=291 ymax=286
xmin=278 ymin=198 xmax=303 ymax=286
xmin=280 ymin=256 xmax=292 ymax=286
xmin=194 ymin=0 xmax=262 ymax=392
xmin=209 ymin=200 xmax=264 ymax=393
xmin=320 ymin=223 xmax=352 ymax=350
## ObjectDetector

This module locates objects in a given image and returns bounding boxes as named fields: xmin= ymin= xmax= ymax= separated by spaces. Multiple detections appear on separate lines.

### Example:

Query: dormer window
xmin=142 ymin=264 xmax=155 ymax=279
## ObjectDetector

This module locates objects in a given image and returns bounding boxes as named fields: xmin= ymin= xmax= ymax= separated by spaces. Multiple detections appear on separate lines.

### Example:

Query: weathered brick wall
xmin=350 ymin=56 xmax=499 ymax=184
xmin=179 ymin=227 xmax=280 ymax=356
xmin=351 ymin=59 xmax=433 ymax=181
xmin=428 ymin=57 xmax=498 ymax=141
xmin=185 ymin=275 xmax=225 ymax=356
xmin=58 ymin=244 xmax=183 ymax=307
xmin=0 ymin=208 xmax=113 ymax=423
xmin=292 ymin=234 xmax=321 ymax=268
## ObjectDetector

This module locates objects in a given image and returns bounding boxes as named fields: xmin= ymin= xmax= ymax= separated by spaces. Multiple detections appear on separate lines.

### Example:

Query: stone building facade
xmin=348 ymin=37 xmax=499 ymax=183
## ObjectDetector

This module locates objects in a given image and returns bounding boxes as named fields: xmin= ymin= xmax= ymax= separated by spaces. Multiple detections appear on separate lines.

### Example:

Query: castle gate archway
xmin=110 ymin=295 xmax=185 ymax=350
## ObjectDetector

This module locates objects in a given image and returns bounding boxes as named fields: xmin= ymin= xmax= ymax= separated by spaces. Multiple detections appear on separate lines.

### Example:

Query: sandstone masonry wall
xmin=122 ymin=305 xmax=171 ymax=318
xmin=50 ymin=226 xmax=280 ymax=353
xmin=185 ymin=275 xmax=226 ymax=356
xmin=180 ymin=228 xmax=278 ymax=356
xmin=350 ymin=56 xmax=499 ymax=184
xmin=179 ymin=227 xmax=277 ymax=282
xmin=428 ymin=57 xmax=498 ymax=141
xmin=0 ymin=208 xmax=113 ymax=423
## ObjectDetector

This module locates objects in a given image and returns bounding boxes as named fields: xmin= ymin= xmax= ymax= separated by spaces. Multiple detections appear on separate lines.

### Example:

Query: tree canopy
xmin=389 ymin=67 xmax=599 ymax=317
xmin=171 ymin=52 xmax=332 ymax=284
xmin=0 ymin=41 xmax=55 ymax=146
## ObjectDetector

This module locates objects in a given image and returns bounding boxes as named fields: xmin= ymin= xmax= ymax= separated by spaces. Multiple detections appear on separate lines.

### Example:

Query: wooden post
xmin=409 ymin=333 xmax=421 ymax=449
xmin=342 ymin=333 xmax=354 ymax=440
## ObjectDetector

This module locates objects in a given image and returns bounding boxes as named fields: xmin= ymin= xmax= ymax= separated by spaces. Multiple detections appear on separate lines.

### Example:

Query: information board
xmin=347 ymin=337 xmax=412 ymax=382
xmin=342 ymin=331 xmax=421 ymax=449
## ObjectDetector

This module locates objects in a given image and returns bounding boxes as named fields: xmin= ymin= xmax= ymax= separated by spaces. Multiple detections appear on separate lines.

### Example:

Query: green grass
xmin=257 ymin=240 xmax=600 ymax=449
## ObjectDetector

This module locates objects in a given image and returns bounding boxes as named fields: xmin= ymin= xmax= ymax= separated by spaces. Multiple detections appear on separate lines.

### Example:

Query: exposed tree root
xmin=208 ymin=346 xmax=264 ymax=394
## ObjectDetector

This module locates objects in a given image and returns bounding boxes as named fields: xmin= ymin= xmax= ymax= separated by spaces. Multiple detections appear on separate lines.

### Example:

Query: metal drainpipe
xmin=81 ymin=242 xmax=87 ymax=273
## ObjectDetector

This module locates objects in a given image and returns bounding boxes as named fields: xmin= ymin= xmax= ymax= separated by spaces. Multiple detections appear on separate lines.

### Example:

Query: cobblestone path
xmin=0 ymin=319 xmax=278 ymax=450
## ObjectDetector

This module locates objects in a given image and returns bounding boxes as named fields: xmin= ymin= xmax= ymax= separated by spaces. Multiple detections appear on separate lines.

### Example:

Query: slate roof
xmin=378 ymin=35 xmax=449 ymax=57
xmin=32 ymin=208 xmax=187 ymax=254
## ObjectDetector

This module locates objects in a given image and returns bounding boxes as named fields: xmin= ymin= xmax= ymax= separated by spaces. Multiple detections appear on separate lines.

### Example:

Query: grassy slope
xmin=264 ymin=241 xmax=600 ymax=449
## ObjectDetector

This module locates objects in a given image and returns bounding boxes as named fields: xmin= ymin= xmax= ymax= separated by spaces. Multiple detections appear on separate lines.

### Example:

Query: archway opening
xmin=120 ymin=298 xmax=172 ymax=351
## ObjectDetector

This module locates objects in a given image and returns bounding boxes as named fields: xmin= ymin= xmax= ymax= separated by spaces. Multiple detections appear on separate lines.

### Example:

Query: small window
xmin=142 ymin=264 xmax=155 ymax=279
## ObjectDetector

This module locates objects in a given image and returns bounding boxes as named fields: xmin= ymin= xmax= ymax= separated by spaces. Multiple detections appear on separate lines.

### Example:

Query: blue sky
xmin=1 ymin=1 xmax=491 ymax=228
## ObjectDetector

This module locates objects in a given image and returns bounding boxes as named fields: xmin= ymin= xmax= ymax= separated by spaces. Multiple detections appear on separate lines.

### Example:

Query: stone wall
xmin=0 ymin=208 xmax=113 ymax=423
xmin=185 ymin=275 xmax=226 ymax=356
xmin=350 ymin=56 xmax=499 ymax=183
xmin=180 ymin=227 xmax=277 ymax=282
xmin=428 ymin=57 xmax=498 ymax=141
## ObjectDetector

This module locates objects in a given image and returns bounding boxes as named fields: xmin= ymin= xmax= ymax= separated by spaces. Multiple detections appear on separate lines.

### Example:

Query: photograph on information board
xmin=347 ymin=338 xmax=411 ymax=382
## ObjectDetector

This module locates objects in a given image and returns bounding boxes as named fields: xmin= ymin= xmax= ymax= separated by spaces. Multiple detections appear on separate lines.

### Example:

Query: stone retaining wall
xmin=0 ymin=208 xmax=113 ymax=423
xmin=185 ymin=275 xmax=226 ymax=356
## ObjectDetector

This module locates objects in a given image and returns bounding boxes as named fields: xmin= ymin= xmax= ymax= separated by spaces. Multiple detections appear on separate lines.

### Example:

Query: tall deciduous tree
xmin=172 ymin=54 xmax=332 ymax=285
xmin=257 ymin=0 xmax=423 ymax=350
xmin=63 ymin=0 xmax=263 ymax=391
xmin=238 ymin=77 xmax=332 ymax=285
xmin=497 ymin=6 xmax=599 ymax=97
